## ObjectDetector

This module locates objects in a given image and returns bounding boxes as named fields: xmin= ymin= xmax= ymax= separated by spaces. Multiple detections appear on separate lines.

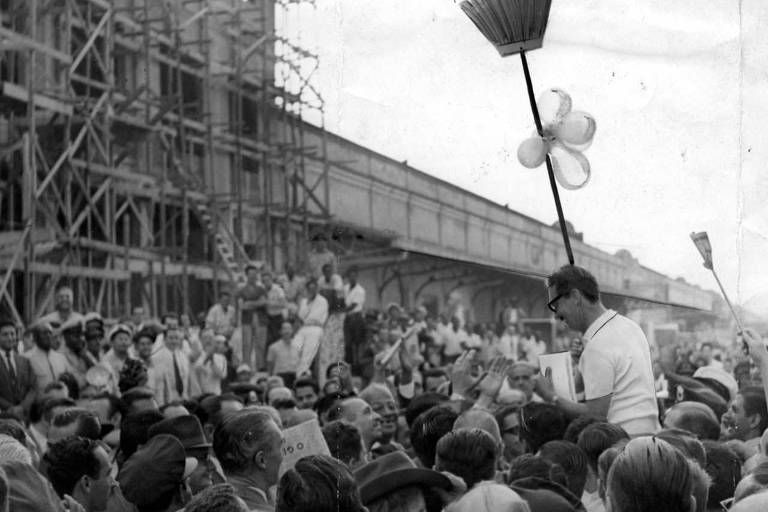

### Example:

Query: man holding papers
xmin=535 ymin=265 xmax=660 ymax=437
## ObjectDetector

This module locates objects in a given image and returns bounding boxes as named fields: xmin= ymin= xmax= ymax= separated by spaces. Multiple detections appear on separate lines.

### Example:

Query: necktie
xmin=172 ymin=352 xmax=184 ymax=395
xmin=5 ymin=350 xmax=16 ymax=385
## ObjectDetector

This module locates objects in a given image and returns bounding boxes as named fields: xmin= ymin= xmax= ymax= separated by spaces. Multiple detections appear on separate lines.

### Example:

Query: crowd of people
xmin=1 ymin=261 xmax=768 ymax=512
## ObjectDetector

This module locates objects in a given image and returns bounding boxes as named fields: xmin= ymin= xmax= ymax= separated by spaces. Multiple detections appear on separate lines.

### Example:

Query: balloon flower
xmin=517 ymin=89 xmax=596 ymax=190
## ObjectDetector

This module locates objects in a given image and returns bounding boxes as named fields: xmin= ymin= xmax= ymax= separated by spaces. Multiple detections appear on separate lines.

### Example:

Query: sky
xmin=279 ymin=0 xmax=768 ymax=316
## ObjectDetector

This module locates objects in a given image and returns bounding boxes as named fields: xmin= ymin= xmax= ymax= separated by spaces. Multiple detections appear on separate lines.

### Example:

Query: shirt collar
xmin=583 ymin=309 xmax=617 ymax=341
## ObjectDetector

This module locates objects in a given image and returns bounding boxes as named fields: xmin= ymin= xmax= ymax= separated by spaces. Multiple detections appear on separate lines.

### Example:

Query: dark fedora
xmin=147 ymin=414 xmax=211 ymax=452
xmin=354 ymin=450 xmax=452 ymax=505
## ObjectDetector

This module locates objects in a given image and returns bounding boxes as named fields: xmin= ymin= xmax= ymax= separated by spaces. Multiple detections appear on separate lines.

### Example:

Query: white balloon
xmin=549 ymin=143 xmax=591 ymax=190
xmin=556 ymin=111 xmax=596 ymax=146
xmin=537 ymin=89 xmax=572 ymax=128
xmin=517 ymin=137 xmax=548 ymax=168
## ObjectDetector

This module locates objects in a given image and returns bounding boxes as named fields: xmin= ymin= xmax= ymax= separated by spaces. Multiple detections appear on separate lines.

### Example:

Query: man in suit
xmin=150 ymin=326 xmax=193 ymax=406
xmin=0 ymin=319 xmax=37 ymax=418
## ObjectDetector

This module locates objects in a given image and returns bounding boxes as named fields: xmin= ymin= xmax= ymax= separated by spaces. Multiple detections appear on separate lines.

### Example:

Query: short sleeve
xmin=579 ymin=345 xmax=615 ymax=399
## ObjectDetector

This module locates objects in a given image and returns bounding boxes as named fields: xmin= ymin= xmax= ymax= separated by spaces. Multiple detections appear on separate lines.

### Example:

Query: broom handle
xmin=520 ymin=50 xmax=575 ymax=266
xmin=711 ymin=267 xmax=744 ymax=333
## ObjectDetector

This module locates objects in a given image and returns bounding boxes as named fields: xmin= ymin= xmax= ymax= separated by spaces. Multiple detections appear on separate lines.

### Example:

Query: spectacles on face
xmin=547 ymin=290 xmax=571 ymax=313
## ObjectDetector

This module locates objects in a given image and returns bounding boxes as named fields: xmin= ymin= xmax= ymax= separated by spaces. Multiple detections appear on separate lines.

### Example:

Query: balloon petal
xmin=556 ymin=111 xmax=596 ymax=146
xmin=517 ymin=137 xmax=548 ymax=168
xmin=537 ymin=89 xmax=572 ymax=128
xmin=549 ymin=143 xmax=591 ymax=190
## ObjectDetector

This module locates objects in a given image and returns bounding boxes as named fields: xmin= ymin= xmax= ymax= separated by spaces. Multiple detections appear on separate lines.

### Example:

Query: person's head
xmin=48 ymin=408 xmax=101 ymax=444
xmin=547 ymin=265 xmax=602 ymax=332
xmin=700 ymin=343 xmax=713 ymax=363
xmin=321 ymin=263 xmax=333 ymax=279
xmin=294 ymin=378 xmax=319 ymax=410
xmin=161 ymin=314 xmax=179 ymax=329
xmin=410 ymin=405 xmax=459 ymax=468
xmin=267 ymin=386 xmax=293 ymax=407
xmin=664 ymin=401 xmax=721 ymax=441
xmin=36 ymin=397 xmax=76 ymax=428
xmin=119 ymin=409 xmax=165 ymax=464
xmin=306 ymin=278 xmax=319 ymax=298
xmin=605 ymin=436 xmax=696 ymax=512
xmin=404 ymin=393 xmax=449 ymax=429
xmin=278 ymin=454 xmax=366 ymax=512
xmin=261 ymin=271 xmax=273 ymax=289
xmin=519 ymin=402 xmax=569 ymax=453
xmin=326 ymin=360 xmax=351 ymax=382
xmin=133 ymin=329 xmax=155 ymax=360
xmin=218 ymin=291 xmax=231 ymax=308
xmin=422 ymin=369 xmax=449 ymax=394
xmin=83 ymin=392 xmax=124 ymax=428
xmin=30 ymin=323 xmax=54 ymax=351
xmin=445 ymin=481 xmax=529 ymax=512
xmin=328 ymin=397 xmax=382 ymax=450
xmin=494 ymin=404 xmax=524 ymax=462
xmin=164 ymin=327 xmax=183 ymax=351
xmin=453 ymin=409 xmax=502 ymax=450
xmin=538 ymin=439 xmax=589 ymax=498
xmin=109 ymin=325 xmax=132 ymax=358
xmin=702 ymin=440 xmax=741 ymax=511
xmin=360 ymin=384 xmax=398 ymax=442
xmin=161 ymin=401 xmax=190 ymax=419
xmin=55 ymin=286 xmax=74 ymax=313
xmin=121 ymin=387 xmax=159 ymax=413
xmin=0 ymin=320 xmax=16 ymax=352
xmin=245 ymin=264 xmax=259 ymax=283
xmin=506 ymin=453 xmax=569 ymax=488
xmin=721 ymin=387 xmax=768 ymax=442
xmin=61 ymin=319 xmax=85 ymax=353
xmin=280 ymin=321 xmax=293 ymax=342
xmin=507 ymin=363 xmax=536 ymax=400
xmin=43 ymin=437 xmax=113 ymax=512
xmin=435 ymin=428 xmax=497 ymax=489
xmin=322 ymin=420 xmax=367 ymax=469
xmin=196 ymin=395 xmax=245 ymax=441
xmin=184 ymin=484 xmax=248 ymax=512
xmin=213 ymin=410 xmax=284 ymax=488
xmin=346 ymin=266 xmax=359 ymax=284
xmin=577 ymin=422 xmax=630 ymax=476
xmin=734 ymin=461 xmax=768 ymax=503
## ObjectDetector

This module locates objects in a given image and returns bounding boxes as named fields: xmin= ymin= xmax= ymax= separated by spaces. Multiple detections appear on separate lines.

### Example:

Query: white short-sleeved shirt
xmin=344 ymin=283 xmax=366 ymax=314
xmin=579 ymin=309 xmax=660 ymax=436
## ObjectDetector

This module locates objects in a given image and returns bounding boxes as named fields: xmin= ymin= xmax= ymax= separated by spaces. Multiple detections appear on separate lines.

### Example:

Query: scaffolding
xmin=0 ymin=0 xmax=329 ymax=323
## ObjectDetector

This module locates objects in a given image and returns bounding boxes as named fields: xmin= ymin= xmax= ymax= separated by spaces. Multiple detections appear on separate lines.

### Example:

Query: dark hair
xmin=90 ymin=392 xmax=126 ymax=421
xmin=741 ymin=386 xmax=768 ymax=434
xmin=119 ymin=410 xmax=164 ymax=463
xmin=321 ymin=421 xmax=364 ymax=467
xmin=272 ymin=398 xmax=297 ymax=410
xmin=696 ymin=377 xmax=731 ymax=403
xmin=410 ymin=405 xmax=458 ymax=468
xmin=185 ymin=484 xmax=247 ymax=512
xmin=506 ymin=454 xmax=569 ymax=488
xmin=563 ymin=415 xmax=600 ymax=444
xmin=160 ymin=313 xmax=178 ymax=325
xmin=119 ymin=359 xmax=149 ymax=393
xmin=404 ymin=392 xmax=449 ymax=428
xmin=435 ymin=428 xmax=497 ymax=489
xmin=655 ymin=429 xmax=706 ymax=467
xmin=702 ymin=441 xmax=741 ymax=509
xmin=213 ymin=410 xmax=277 ymax=474
xmin=43 ymin=437 xmax=102 ymax=497
xmin=277 ymin=455 xmax=366 ymax=512
xmin=538 ymin=440 xmax=589 ymax=498
xmin=294 ymin=378 xmax=320 ymax=395
xmin=196 ymin=394 xmax=242 ymax=430
xmin=547 ymin=265 xmax=600 ymax=304
xmin=314 ymin=392 xmax=348 ymax=422
xmin=133 ymin=328 xmax=156 ymax=345
xmin=51 ymin=408 xmax=101 ymax=440
xmin=0 ymin=419 xmax=27 ymax=443
xmin=519 ymin=402 xmax=569 ymax=453
xmin=34 ymin=397 xmax=76 ymax=424
xmin=57 ymin=373 xmax=80 ymax=400
xmin=121 ymin=387 xmax=156 ymax=412
xmin=577 ymin=422 xmax=630 ymax=473
xmin=325 ymin=361 xmax=349 ymax=380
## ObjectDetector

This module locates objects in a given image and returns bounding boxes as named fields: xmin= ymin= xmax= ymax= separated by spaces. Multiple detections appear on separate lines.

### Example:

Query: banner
xmin=278 ymin=419 xmax=330 ymax=476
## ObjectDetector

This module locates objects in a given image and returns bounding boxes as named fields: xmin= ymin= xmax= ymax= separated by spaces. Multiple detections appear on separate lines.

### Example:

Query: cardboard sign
xmin=537 ymin=351 xmax=577 ymax=402
xmin=278 ymin=419 xmax=330 ymax=476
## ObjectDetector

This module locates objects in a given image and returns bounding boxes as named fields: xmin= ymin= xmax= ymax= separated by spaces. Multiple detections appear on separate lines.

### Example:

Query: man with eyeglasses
xmin=535 ymin=265 xmax=660 ymax=437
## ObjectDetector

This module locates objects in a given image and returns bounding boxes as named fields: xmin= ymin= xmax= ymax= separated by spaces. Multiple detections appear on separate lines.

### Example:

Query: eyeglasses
xmin=720 ymin=497 xmax=734 ymax=511
xmin=547 ymin=290 xmax=571 ymax=313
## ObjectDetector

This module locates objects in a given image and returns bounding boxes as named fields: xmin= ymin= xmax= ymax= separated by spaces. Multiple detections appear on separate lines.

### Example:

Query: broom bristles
xmin=460 ymin=0 xmax=553 ymax=56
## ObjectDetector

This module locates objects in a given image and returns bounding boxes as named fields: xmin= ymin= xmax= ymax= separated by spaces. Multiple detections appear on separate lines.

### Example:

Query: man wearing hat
xmin=151 ymin=326 xmax=193 ymax=406
xmin=83 ymin=312 xmax=107 ymax=361
xmin=60 ymin=316 xmax=99 ymax=390
xmin=118 ymin=433 xmax=198 ymax=512
xmin=0 ymin=319 xmax=36 ymax=417
xmin=102 ymin=323 xmax=133 ymax=380
xmin=148 ymin=414 xmax=219 ymax=494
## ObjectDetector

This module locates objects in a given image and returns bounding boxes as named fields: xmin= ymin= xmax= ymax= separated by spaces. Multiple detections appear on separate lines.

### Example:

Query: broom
xmin=458 ymin=0 xmax=575 ymax=265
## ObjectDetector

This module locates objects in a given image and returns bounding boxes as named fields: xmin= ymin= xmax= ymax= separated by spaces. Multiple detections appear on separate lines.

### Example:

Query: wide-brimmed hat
xmin=354 ymin=450 xmax=452 ymax=504
xmin=148 ymin=414 xmax=211 ymax=452
xmin=693 ymin=366 xmax=738 ymax=401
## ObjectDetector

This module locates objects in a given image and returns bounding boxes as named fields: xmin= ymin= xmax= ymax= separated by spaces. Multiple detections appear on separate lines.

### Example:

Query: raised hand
xmin=478 ymin=356 xmax=509 ymax=401
xmin=450 ymin=350 xmax=477 ymax=398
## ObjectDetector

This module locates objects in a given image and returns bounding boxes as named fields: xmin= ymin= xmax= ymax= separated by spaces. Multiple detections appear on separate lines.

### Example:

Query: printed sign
xmin=278 ymin=419 xmax=330 ymax=476
xmin=537 ymin=351 xmax=577 ymax=402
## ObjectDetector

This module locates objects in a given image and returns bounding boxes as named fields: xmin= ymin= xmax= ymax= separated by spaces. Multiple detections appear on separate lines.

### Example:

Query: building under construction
xmin=0 ymin=0 xmax=329 ymax=323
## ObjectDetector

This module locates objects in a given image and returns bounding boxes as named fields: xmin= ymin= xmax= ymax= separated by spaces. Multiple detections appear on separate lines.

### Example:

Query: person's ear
xmin=203 ymin=423 xmax=215 ymax=441
xmin=79 ymin=474 xmax=91 ymax=494
xmin=748 ymin=413 xmax=762 ymax=431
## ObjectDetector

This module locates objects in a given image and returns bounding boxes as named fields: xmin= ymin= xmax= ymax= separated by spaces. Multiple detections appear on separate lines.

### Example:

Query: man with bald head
xmin=359 ymin=384 xmax=398 ymax=448
xmin=507 ymin=362 xmax=543 ymax=404
xmin=327 ymin=397 xmax=382 ymax=452
xmin=663 ymin=401 xmax=721 ymax=440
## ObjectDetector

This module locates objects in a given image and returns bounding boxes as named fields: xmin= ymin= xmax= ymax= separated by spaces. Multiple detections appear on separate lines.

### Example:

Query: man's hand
xmin=743 ymin=328 xmax=768 ymax=366
xmin=477 ymin=356 xmax=508 ymax=401
xmin=533 ymin=367 xmax=557 ymax=403
xmin=449 ymin=350 xmax=478 ymax=398
xmin=397 ymin=340 xmax=414 ymax=385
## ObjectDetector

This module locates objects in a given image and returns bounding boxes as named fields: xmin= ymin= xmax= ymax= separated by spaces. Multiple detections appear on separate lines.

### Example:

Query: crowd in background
xmin=1 ymin=259 xmax=768 ymax=512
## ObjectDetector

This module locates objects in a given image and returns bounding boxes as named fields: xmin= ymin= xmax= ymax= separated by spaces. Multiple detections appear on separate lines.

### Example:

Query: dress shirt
xmin=206 ymin=304 xmax=236 ymax=335
xmin=298 ymin=295 xmax=328 ymax=327
xmin=265 ymin=284 xmax=287 ymax=317
xmin=344 ymin=283 xmax=366 ymax=314
xmin=150 ymin=346 xmax=193 ymax=405
xmin=24 ymin=346 xmax=71 ymax=391
xmin=194 ymin=352 xmax=228 ymax=395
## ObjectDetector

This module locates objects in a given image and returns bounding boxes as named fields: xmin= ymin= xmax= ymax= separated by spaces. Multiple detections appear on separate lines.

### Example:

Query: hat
xmin=108 ymin=323 xmax=133 ymax=341
xmin=236 ymin=364 xmax=252 ymax=374
xmin=4 ymin=461 xmax=65 ymax=512
xmin=693 ymin=366 xmax=738 ymax=401
xmin=118 ymin=434 xmax=198 ymax=509
xmin=83 ymin=312 xmax=104 ymax=326
xmin=667 ymin=373 xmax=728 ymax=418
xmin=446 ymin=481 xmax=530 ymax=512
xmin=148 ymin=415 xmax=211 ymax=452
xmin=354 ymin=450 xmax=452 ymax=504
xmin=60 ymin=316 xmax=83 ymax=333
